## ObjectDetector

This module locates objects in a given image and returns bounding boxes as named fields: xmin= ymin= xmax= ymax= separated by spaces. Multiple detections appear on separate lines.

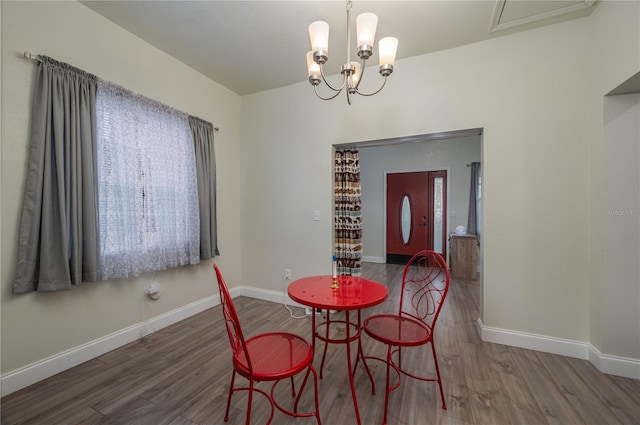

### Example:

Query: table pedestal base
xmin=312 ymin=310 xmax=376 ymax=425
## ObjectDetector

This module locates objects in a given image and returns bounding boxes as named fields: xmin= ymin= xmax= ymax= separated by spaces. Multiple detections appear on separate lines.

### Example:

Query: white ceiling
xmin=80 ymin=0 xmax=597 ymax=96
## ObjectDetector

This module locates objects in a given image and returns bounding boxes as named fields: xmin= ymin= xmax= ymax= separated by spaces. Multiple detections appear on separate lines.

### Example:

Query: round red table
xmin=288 ymin=275 xmax=388 ymax=425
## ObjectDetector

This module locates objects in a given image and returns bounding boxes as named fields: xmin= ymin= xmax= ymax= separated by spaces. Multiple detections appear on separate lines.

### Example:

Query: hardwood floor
xmin=2 ymin=262 xmax=639 ymax=425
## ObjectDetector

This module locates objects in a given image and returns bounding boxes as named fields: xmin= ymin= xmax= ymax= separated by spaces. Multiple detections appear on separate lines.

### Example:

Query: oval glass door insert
xmin=401 ymin=195 xmax=411 ymax=244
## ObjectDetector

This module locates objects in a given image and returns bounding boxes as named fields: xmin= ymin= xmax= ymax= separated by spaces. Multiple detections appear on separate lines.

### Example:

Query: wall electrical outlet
xmin=146 ymin=283 xmax=161 ymax=300
xmin=284 ymin=268 xmax=292 ymax=280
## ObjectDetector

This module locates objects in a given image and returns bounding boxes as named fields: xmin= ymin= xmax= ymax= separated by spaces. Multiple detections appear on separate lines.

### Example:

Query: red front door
xmin=386 ymin=171 xmax=447 ymax=263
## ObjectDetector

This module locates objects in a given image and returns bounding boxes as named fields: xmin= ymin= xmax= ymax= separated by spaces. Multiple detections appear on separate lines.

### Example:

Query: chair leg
xmin=292 ymin=365 xmax=322 ymax=425
xmin=382 ymin=344 xmax=393 ymax=425
xmin=431 ymin=341 xmax=447 ymax=410
xmin=224 ymin=370 xmax=236 ymax=422
xmin=290 ymin=376 xmax=296 ymax=397
xmin=293 ymin=367 xmax=312 ymax=412
xmin=311 ymin=365 xmax=322 ymax=425
xmin=246 ymin=379 xmax=254 ymax=425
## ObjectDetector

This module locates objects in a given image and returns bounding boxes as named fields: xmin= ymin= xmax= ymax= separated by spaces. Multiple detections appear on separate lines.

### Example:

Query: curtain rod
xmin=23 ymin=52 xmax=41 ymax=62
xmin=22 ymin=51 xmax=219 ymax=132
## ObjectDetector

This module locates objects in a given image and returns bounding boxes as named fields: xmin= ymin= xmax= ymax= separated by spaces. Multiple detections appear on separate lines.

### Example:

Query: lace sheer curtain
xmin=334 ymin=149 xmax=363 ymax=276
xmin=96 ymin=80 xmax=200 ymax=279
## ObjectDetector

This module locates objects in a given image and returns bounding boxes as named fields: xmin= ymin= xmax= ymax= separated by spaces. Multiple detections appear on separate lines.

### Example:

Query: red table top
xmin=287 ymin=275 xmax=388 ymax=311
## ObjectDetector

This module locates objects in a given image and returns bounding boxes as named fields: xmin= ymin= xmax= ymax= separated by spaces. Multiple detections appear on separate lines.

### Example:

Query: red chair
xmin=214 ymin=264 xmax=322 ymax=425
xmin=363 ymin=251 xmax=450 ymax=425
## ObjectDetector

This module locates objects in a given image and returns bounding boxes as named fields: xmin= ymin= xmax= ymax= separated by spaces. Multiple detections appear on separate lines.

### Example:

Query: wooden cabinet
xmin=449 ymin=234 xmax=477 ymax=280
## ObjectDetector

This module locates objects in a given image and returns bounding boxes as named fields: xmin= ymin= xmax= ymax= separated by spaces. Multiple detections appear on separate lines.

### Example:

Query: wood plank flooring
xmin=2 ymin=262 xmax=639 ymax=424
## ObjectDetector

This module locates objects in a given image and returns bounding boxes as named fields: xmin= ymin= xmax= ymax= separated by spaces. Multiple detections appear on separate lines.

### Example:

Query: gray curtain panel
xmin=189 ymin=116 xmax=219 ymax=259
xmin=14 ymin=56 xmax=100 ymax=294
xmin=467 ymin=161 xmax=481 ymax=239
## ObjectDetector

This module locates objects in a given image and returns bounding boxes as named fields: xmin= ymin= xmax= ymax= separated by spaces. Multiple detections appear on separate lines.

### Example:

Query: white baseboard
xmin=5 ymin=292 xmax=638 ymax=397
xmin=588 ymin=345 xmax=640 ymax=379
xmin=478 ymin=318 xmax=590 ymax=359
xmin=0 ymin=294 xmax=223 ymax=397
xmin=239 ymin=285 xmax=307 ymax=309
xmin=477 ymin=319 xmax=640 ymax=379
xmin=0 ymin=286 xmax=303 ymax=397
xmin=362 ymin=256 xmax=385 ymax=264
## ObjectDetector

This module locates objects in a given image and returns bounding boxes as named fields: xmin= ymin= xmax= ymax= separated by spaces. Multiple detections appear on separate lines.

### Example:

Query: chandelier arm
xmin=314 ymin=84 xmax=344 ymax=101
xmin=355 ymin=76 xmax=388 ymax=97
xmin=319 ymin=64 xmax=347 ymax=92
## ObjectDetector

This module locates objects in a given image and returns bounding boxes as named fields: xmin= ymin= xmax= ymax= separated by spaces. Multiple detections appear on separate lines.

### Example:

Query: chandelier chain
xmin=346 ymin=1 xmax=352 ymax=65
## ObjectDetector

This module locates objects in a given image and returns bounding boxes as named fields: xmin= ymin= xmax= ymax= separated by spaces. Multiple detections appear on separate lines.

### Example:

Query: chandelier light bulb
xmin=348 ymin=61 xmax=362 ymax=91
xmin=378 ymin=36 xmax=398 ymax=75
xmin=309 ymin=21 xmax=330 ymax=53
xmin=306 ymin=51 xmax=321 ymax=85
xmin=356 ymin=12 xmax=378 ymax=50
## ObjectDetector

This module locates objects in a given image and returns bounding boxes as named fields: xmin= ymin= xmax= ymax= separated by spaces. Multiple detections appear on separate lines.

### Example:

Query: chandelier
xmin=306 ymin=0 xmax=398 ymax=105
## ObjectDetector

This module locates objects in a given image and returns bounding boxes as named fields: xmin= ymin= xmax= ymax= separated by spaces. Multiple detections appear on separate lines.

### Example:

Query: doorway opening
xmin=333 ymin=127 xmax=484 ymax=320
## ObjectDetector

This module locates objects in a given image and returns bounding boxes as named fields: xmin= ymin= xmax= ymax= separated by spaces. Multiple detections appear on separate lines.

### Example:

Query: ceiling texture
xmin=80 ymin=1 xmax=597 ymax=96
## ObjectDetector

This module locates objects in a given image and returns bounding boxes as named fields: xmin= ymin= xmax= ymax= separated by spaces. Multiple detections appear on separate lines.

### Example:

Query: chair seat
xmin=364 ymin=314 xmax=432 ymax=347
xmin=234 ymin=331 xmax=313 ymax=380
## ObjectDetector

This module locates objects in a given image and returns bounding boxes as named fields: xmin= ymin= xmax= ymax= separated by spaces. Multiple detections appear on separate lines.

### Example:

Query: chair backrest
xmin=398 ymin=250 xmax=450 ymax=332
xmin=214 ymin=264 xmax=253 ymax=374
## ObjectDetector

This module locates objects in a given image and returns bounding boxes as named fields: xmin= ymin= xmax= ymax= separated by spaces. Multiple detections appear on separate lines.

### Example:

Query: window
xmin=96 ymin=81 xmax=200 ymax=279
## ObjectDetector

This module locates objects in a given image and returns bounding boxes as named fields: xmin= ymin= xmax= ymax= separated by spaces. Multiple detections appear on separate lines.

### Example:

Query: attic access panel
xmin=490 ymin=0 xmax=595 ymax=32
